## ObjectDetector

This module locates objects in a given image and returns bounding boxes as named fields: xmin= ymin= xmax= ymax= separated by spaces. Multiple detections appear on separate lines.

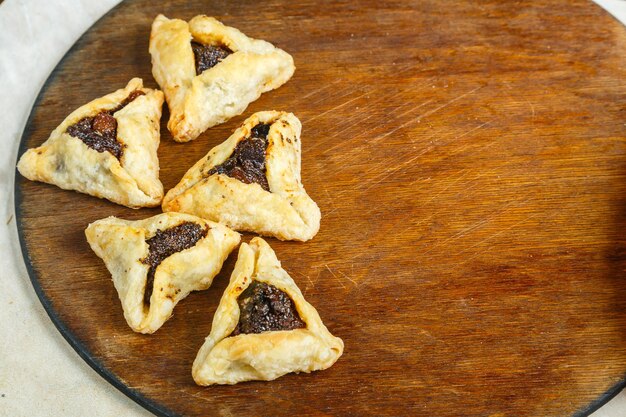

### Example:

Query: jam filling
xmin=231 ymin=281 xmax=306 ymax=336
xmin=66 ymin=90 xmax=145 ymax=160
xmin=141 ymin=222 xmax=207 ymax=305
xmin=191 ymin=41 xmax=232 ymax=75
xmin=208 ymin=123 xmax=271 ymax=191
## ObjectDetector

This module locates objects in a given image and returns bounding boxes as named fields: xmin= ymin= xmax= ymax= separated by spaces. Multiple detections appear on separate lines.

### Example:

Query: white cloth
xmin=0 ymin=0 xmax=623 ymax=415
xmin=0 ymin=1 xmax=148 ymax=415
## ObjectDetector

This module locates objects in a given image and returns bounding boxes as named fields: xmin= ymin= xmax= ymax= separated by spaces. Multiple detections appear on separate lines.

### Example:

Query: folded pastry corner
xmin=85 ymin=212 xmax=241 ymax=334
xmin=149 ymin=14 xmax=295 ymax=142
xmin=17 ymin=78 xmax=165 ymax=208
xmin=192 ymin=237 xmax=343 ymax=385
xmin=162 ymin=110 xmax=320 ymax=241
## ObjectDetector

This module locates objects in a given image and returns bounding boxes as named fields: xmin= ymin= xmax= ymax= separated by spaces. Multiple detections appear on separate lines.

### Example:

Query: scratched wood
xmin=14 ymin=0 xmax=626 ymax=416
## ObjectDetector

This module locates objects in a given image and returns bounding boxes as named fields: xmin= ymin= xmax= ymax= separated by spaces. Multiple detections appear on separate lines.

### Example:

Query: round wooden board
xmin=15 ymin=0 xmax=626 ymax=416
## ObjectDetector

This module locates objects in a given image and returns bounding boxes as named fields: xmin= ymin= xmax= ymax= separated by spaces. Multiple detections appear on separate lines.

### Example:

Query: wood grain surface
xmin=14 ymin=0 xmax=626 ymax=416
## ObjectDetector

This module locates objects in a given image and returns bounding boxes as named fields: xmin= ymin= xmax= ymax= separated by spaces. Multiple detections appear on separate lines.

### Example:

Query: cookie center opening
xmin=191 ymin=41 xmax=232 ymax=75
xmin=141 ymin=221 xmax=207 ymax=306
xmin=65 ymin=90 xmax=145 ymax=160
xmin=207 ymin=123 xmax=272 ymax=191
xmin=230 ymin=280 xmax=306 ymax=336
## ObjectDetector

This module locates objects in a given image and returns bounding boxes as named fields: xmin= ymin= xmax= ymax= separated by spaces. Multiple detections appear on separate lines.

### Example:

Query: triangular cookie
xmin=17 ymin=78 xmax=165 ymax=208
xmin=162 ymin=111 xmax=321 ymax=241
xmin=85 ymin=212 xmax=240 ymax=334
xmin=192 ymin=237 xmax=343 ymax=385
xmin=149 ymin=14 xmax=295 ymax=142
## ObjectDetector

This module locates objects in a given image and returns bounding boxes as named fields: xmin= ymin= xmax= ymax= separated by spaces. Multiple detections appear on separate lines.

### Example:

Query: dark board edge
xmin=9 ymin=0 xmax=626 ymax=416
xmin=12 ymin=1 xmax=175 ymax=416
xmin=574 ymin=2 xmax=626 ymax=414
xmin=574 ymin=379 xmax=626 ymax=417
xmin=14 ymin=196 xmax=175 ymax=417
xmin=566 ymin=3 xmax=626 ymax=416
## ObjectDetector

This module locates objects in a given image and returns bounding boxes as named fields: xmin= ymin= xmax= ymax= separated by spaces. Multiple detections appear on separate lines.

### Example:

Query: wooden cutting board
xmin=15 ymin=0 xmax=626 ymax=415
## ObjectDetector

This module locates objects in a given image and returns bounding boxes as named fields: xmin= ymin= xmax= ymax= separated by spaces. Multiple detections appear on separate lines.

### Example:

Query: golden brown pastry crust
xmin=192 ymin=237 xmax=343 ymax=385
xmin=17 ymin=78 xmax=164 ymax=208
xmin=149 ymin=14 xmax=295 ymax=142
xmin=162 ymin=111 xmax=321 ymax=241
xmin=85 ymin=212 xmax=241 ymax=334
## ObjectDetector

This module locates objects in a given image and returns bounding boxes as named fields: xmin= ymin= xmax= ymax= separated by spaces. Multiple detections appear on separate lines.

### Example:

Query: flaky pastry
xmin=85 ymin=212 xmax=240 ymax=334
xmin=192 ymin=237 xmax=343 ymax=385
xmin=17 ymin=78 xmax=164 ymax=208
xmin=162 ymin=111 xmax=320 ymax=241
xmin=149 ymin=14 xmax=295 ymax=142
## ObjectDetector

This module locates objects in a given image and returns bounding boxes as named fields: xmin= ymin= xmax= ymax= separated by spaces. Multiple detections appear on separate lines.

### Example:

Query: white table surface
xmin=1 ymin=0 xmax=626 ymax=415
